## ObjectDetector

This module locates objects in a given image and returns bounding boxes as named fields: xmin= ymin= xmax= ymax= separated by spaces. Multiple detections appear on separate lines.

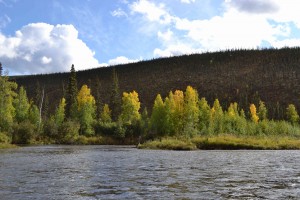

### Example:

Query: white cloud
xmin=111 ymin=8 xmax=128 ymax=18
xmin=154 ymin=43 xmax=199 ymax=57
xmin=174 ymin=9 xmax=284 ymax=50
xmin=129 ymin=0 xmax=300 ymax=58
xmin=0 ymin=23 xmax=100 ymax=75
xmin=108 ymin=56 xmax=140 ymax=65
xmin=226 ymin=0 xmax=279 ymax=14
xmin=41 ymin=56 xmax=52 ymax=64
xmin=180 ymin=0 xmax=195 ymax=4
xmin=130 ymin=0 xmax=173 ymax=24
xmin=0 ymin=14 xmax=11 ymax=29
xmin=157 ymin=29 xmax=173 ymax=41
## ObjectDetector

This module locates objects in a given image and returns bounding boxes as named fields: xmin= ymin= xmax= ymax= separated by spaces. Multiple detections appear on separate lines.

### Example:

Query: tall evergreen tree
xmin=110 ymin=68 xmax=121 ymax=121
xmin=0 ymin=62 xmax=2 ymax=76
xmin=94 ymin=76 xmax=103 ymax=120
xmin=66 ymin=64 xmax=78 ymax=119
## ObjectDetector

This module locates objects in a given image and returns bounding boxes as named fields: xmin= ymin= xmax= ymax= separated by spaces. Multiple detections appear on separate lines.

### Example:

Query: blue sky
xmin=0 ymin=0 xmax=300 ymax=75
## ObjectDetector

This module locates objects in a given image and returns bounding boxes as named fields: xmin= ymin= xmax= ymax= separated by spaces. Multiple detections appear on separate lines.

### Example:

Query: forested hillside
xmin=12 ymin=47 xmax=300 ymax=120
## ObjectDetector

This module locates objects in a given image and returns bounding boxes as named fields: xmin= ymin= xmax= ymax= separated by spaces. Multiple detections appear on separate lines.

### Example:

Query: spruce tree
xmin=66 ymin=64 xmax=78 ymax=119
xmin=0 ymin=62 xmax=2 ymax=76
xmin=110 ymin=68 xmax=121 ymax=121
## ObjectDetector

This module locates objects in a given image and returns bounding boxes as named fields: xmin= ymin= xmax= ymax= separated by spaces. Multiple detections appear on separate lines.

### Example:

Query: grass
xmin=192 ymin=134 xmax=300 ymax=150
xmin=0 ymin=143 xmax=18 ymax=149
xmin=138 ymin=134 xmax=300 ymax=150
xmin=138 ymin=137 xmax=197 ymax=150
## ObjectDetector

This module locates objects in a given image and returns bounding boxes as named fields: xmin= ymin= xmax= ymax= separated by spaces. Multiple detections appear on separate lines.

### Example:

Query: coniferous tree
xmin=0 ymin=62 xmax=2 ymax=76
xmin=94 ymin=77 xmax=103 ymax=120
xmin=66 ymin=64 xmax=78 ymax=119
xmin=110 ymin=68 xmax=121 ymax=121
xmin=42 ymin=94 xmax=49 ymax=120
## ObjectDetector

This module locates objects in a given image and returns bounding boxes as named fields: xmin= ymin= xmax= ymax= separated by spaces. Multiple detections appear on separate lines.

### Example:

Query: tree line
xmin=1 ymin=64 xmax=300 ymax=145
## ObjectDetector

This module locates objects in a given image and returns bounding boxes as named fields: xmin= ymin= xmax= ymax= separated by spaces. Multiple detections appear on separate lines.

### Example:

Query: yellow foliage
xmin=250 ymin=104 xmax=259 ymax=123
xmin=77 ymin=85 xmax=95 ymax=110
xmin=120 ymin=90 xmax=141 ymax=124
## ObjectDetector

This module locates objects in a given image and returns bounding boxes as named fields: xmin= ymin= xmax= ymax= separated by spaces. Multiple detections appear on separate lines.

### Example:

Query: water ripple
xmin=1 ymin=147 xmax=300 ymax=199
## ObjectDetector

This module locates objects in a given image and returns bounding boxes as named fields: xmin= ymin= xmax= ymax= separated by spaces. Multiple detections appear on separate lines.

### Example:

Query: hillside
xmin=12 ymin=47 xmax=300 ymax=119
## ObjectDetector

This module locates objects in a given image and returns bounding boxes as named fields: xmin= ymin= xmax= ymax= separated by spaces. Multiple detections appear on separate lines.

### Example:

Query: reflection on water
xmin=1 ymin=146 xmax=300 ymax=199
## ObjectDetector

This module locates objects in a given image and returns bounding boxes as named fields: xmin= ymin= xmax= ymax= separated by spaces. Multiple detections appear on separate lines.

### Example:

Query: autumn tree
xmin=119 ymin=91 xmax=141 ymax=125
xmin=14 ymin=86 xmax=30 ymax=123
xmin=100 ymin=104 xmax=112 ymax=123
xmin=150 ymin=94 xmax=166 ymax=137
xmin=183 ymin=86 xmax=199 ymax=138
xmin=77 ymin=85 xmax=96 ymax=136
xmin=286 ymin=104 xmax=299 ymax=125
xmin=198 ymin=97 xmax=211 ymax=134
xmin=0 ymin=75 xmax=17 ymax=132
xmin=55 ymin=98 xmax=66 ymax=127
xmin=250 ymin=104 xmax=259 ymax=123
xmin=258 ymin=100 xmax=267 ymax=121
xmin=66 ymin=64 xmax=78 ymax=119
xmin=209 ymin=99 xmax=224 ymax=134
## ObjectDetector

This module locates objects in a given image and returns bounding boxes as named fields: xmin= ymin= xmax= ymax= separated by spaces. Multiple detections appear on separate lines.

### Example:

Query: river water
xmin=0 ymin=146 xmax=300 ymax=199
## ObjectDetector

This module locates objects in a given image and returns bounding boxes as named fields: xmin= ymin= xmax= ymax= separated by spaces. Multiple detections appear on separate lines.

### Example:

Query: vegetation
xmin=2 ymin=48 xmax=300 ymax=150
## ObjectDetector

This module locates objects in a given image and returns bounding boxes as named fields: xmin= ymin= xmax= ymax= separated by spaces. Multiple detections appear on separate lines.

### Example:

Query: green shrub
xmin=12 ymin=121 xmax=36 ymax=144
xmin=43 ymin=118 xmax=59 ymax=142
xmin=0 ymin=132 xmax=11 ymax=144
xmin=59 ymin=120 xmax=80 ymax=144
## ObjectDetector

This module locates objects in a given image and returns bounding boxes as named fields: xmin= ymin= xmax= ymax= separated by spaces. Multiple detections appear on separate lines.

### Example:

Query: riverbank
xmin=0 ymin=143 xmax=18 ymax=149
xmin=138 ymin=134 xmax=300 ymax=150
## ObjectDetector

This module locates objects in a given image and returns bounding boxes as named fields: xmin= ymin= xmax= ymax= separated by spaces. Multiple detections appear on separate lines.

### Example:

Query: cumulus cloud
xmin=128 ymin=0 xmax=300 ymax=58
xmin=130 ymin=0 xmax=173 ymax=24
xmin=157 ymin=29 xmax=173 ymax=41
xmin=0 ymin=23 xmax=100 ymax=75
xmin=174 ymin=10 xmax=286 ymax=50
xmin=227 ymin=0 xmax=279 ymax=14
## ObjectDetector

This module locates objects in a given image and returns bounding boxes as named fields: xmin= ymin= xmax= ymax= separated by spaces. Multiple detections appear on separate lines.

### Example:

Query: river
xmin=0 ymin=146 xmax=300 ymax=199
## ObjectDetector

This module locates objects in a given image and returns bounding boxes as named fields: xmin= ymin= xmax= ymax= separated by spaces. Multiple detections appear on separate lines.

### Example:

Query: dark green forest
xmin=12 ymin=47 xmax=300 ymax=120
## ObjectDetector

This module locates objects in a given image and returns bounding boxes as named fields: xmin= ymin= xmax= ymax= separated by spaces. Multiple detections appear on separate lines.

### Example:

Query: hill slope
xmin=12 ymin=47 xmax=300 ymax=119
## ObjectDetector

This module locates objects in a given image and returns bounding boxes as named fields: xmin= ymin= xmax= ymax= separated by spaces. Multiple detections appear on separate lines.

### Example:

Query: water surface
xmin=1 ymin=146 xmax=300 ymax=199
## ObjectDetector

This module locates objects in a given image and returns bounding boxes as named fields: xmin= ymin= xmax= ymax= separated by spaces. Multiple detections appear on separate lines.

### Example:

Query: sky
xmin=0 ymin=0 xmax=300 ymax=75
